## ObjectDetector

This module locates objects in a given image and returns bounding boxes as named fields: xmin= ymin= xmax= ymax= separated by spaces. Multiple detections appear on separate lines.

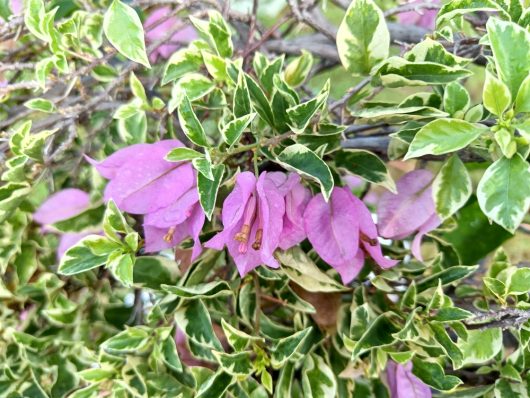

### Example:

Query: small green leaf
xmin=405 ymin=119 xmax=486 ymax=159
xmin=284 ymin=50 xmax=313 ymax=87
xmin=221 ymin=319 xmax=264 ymax=351
xmin=286 ymin=80 xmax=330 ymax=133
xmin=197 ymin=164 xmax=224 ymax=220
xmin=103 ymin=0 xmax=150 ymax=68
xmin=411 ymin=357 xmax=462 ymax=391
xmin=444 ymin=82 xmax=470 ymax=115
xmin=24 ymin=98 xmax=56 ymax=113
xmin=162 ymin=281 xmax=231 ymax=299
xmin=195 ymin=371 xmax=234 ymax=398
xmin=271 ymin=327 xmax=312 ymax=369
xmin=477 ymin=154 xmax=530 ymax=232
xmin=129 ymin=72 xmax=147 ymax=104
xmin=336 ymin=0 xmax=389 ymax=76
xmin=212 ymin=351 xmax=253 ymax=377
xmin=458 ymin=328 xmax=502 ymax=366
xmin=177 ymin=95 xmax=209 ymax=147
xmin=483 ymin=71 xmax=512 ymax=116
xmin=221 ymin=113 xmax=256 ymax=146
xmin=507 ymin=268 xmax=530 ymax=295
xmin=351 ymin=313 xmax=400 ymax=358
xmin=301 ymin=354 xmax=337 ymax=398
xmin=58 ymin=235 xmax=109 ymax=276
xmin=515 ymin=74 xmax=530 ymax=114
xmin=433 ymin=154 xmax=472 ymax=219
xmin=335 ymin=149 xmax=396 ymax=192
xmin=276 ymin=144 xmax=334 ymax=201
xmin=416 ymin=265 xmax=479 ymax=292
xmin=165 ymin=147 xmax=204 ymax=162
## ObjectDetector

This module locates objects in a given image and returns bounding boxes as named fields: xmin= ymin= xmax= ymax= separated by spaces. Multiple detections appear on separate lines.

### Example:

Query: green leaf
xmin=274 ymin=362 xmax=295 ymax=398
xmin=444 ymin=82 xmax=470 ymax=115
xmin=103 ymin=0 xmax=150 ymax=68
xmin=335 ymin=149 xmax=396 ymax=192
xmin=162 ymin=281 xmax=231 ymax=299
xmin=287 ymin=80 xmax=330 ymax=133
xmin=458 ymin=328 xmax=503 ymax=366
xmin=24 ymin=98 xmax=56 ymax=113
xmin=161 ymin=47 xmax=202 ymax=85
xmin=433 ymin=154 xmax=472 ymax=219
xmin=78 ymin=368 xmax=116 ymax=382
xmin=336 ymin=0 xmax=389 ymax=76
xmin=103 ymin=199 xmax=132 ymax=242
xmin=58 ymin=235 xmax=109 ymax=276
xmin=433 ymin=307 xmax=473 ymax=322
xmin=195 ymin=371 xmax=234 ymax=398
xmin=191 ymin=10 xmax=233 ymax=58
xmin=101 ymin=326 xmax=151 ymax=355
xmin=174 ymin=299 xmax=223 ymax=353
xmin=133 ymin=256 xmax=179 ymax=289
xmin=494 ymin=379 xmax=528 ymax=398
xmin=437 ymin=0 xmax=506 ymax=23
xmin=129 ymin=72 xmax=147 ymax=104
xmin=487 ymin=18 xmax=530 ymax=98
xmin=0 ymin=182 xmax=30 ymax=223
xmin=212 ymin=351 xmax=254 ymax=377
xmin=234 ymin=71 xmax=252 ymax=117
xmin=350 ymin=313 xmax=400 ymax=358
xmin=483 ymin=71 xmax=512 ymax=116
xmin=353 ymin=106 xmax=448 ymax=124
xmin=161 ymin=335 xmax=182 ymax=372
xmin=221 ymin=113 xmax=256 ymax=146
xmin=221 ymin=319 xmax=264 ymax=351
xmin=277 ymin=247 xmax=348 ymax=292
xmin=405 ymin=119 xmax=486 ymax=159
xmin=515 ymin=74 xmax=530 ymax=114
xmin=244 ymin=74 xmax=275 ymax=127
xmin=301 ymin=354 xmax=337 ymax=398
xmin=165 ymin=147 xmax=204 ymax=162
xmin=284 ymin=50 xmax=313 ymax=87
xmin=377 ymin=58 xmax=472 ymax=87
xmin=411 ymin=357 xmax=462 ymax=391
xmin=507 ymin=268 xmax=530 ymax=295
xmin=271 ymin=327 xmax=312 ymax=368
xmin=197 ymin=163 xmax=225 ymax=220
xmin=24 ymin=0 xmax=47 ymax=41
xmin=416 ymin=265 xmax=479 ymax=292
xmin=276 ymin=144 xmax=334 ymax=201
xmin=477 ymin=154 xmax=530 ymax=232
xmin=177 ymin=95 xmax=209 ymax=147
xmin=173 ymin=73 xmax=215 ymax=103
xmin=430 ymin=323 xmax=464 ymax=368
xmin=108 ymin=252 xmax=134 ymax=287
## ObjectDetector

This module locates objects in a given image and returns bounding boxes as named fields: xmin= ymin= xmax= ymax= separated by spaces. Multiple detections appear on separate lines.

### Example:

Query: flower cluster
xmin=87 ymin=139 xmax=409 ymax=284
xmin=87 ymin=140 xmax=204 ymax=261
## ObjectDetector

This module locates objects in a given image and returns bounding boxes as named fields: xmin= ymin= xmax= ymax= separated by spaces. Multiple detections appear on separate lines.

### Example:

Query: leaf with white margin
xmin=301 ymin=354 xmax=337 ymax=398
xmin=336 ymin=0 xmax=389 ymax=76
xmin=433 ymin=154 xmax=472 ymax=220
xmin=477 ymin=154 xmax=530 ymax=232
xmin=405 ymin=119 xmax=486 ymax=159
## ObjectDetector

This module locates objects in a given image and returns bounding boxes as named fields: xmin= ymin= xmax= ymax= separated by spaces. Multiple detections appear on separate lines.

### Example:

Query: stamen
xmin=360 ymin=232 xmax=378 ymax=246
xmin=252 ymin=229 xmax=263 ymax=250
xmin=164 ymin=226 xmax=176 ymax=243
xmin=234 ymin=195 xmax=257 ymax=253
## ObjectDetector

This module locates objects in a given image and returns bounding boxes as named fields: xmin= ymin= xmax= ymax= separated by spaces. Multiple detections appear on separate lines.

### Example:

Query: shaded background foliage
xmin=2 ymin=0 xmax=530 ymax=397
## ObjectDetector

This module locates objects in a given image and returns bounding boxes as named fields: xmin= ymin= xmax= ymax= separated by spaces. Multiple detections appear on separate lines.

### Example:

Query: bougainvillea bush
xmin=4 ymin=0 xmax=530 ymax=396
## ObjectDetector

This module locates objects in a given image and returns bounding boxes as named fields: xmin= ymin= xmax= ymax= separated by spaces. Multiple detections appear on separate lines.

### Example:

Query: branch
xmin=465 ymin=309 xmax=530 ymax=330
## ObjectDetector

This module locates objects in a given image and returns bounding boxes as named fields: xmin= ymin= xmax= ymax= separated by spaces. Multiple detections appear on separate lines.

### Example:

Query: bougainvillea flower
xmin=33 ymin=189 xmax=92 ymax=259
xmin=9 ymin=0 xmax=22 ymax=15
xmin=304 ymin=187 xmax=397 ymax=284
xmin=377 ymin=170 xmax=441 ymax=261
xmin=87 ymin=140 xmax=195 ymax=215
xmin=205 ymin=172 xmax=285 ymax=276
xmin=268 ymin=172 xmax=311 ymax=250
xmin=386 ymin=361 xmax=432 ymax=398
xmin=143 ymin=187 xmax=205 ymax=260
xmin=397 ymin=0 xmax=439 ymax=30
xmin=144 ymin=7 xmax=197 ymax=62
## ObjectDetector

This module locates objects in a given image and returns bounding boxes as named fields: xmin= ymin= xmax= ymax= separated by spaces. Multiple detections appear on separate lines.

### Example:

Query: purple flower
xmin=377 ymin=170 xmax=441 ymax=261
xmin=386 ymin=361 xmax=432 ymax=398
xmin=267 ymin=172 xmax=311 ymax=250
xmin=205 ymin=171 xmax=285 ymax=276
xmin=33 ymin=189 xmax=92 ymax=259
xmin=144 ymin=7 xmax=197 ymax=62
xmin=304 ymin=187 xmax=398 ymax=284
xmin=87 ymin=140 xmax=196 ymax=215
xmin=88 ymin=140 xmax=205 ymax=258
xmin=397 ymin=0 xmax=439 ymax=30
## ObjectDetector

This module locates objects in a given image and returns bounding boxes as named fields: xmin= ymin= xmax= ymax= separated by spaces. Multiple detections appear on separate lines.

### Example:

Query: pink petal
xmin=342 ymin=175 xmax=364 ymax=190
xmin=10 ymin=0 xmax=22 ymax=14
xmin=144 ymin=224 xmax=188 ymax=253
xmin=397 ymin=0 xmax=439 ymax=30
xmin=304 ymin=187 xmax=360 ymax=271
xmin=187 ymin=203 xmax=206 ymax=261
xmin=279 ymin=181 xmax=311 ymax=250
xmin=96 ymin=141 xmax=195 ymax=214
xmin=348 ymin=193 xmax=398 ymax=269
xmin=205 ymin=172 xmax=256 ymax=251
xmin=144 ymin=187 xmax=198 ymax=228
xmin=255 ymin=171 xmax=284 ymax=269
xmin=34 ymin=189 xmax=90 ymax=225
xmin=387 ymin=361 xmax=432 ymax=398
xmin=411 ymin=213 xmax=442 ymax=261
xmin=377 ymin=170 xmax=435 ymax=239
xmin=85 ymin=144 xmax=153 ymax=179
xmin=334 ymin=250 xmax=365 ymax=284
